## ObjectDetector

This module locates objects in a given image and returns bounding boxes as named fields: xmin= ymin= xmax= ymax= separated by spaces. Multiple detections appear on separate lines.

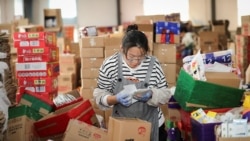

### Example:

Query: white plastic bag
xmin=189 ymin=50 xmax=206 ymax=81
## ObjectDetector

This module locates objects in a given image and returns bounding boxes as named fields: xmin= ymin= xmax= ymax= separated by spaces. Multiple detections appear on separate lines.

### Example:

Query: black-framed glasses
xmin=125 ymin=54 xmax=146 ymax=63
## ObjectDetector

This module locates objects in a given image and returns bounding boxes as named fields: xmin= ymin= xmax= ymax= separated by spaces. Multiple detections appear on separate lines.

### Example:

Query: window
xmin=237 ymin=0 xmax=250 ymax=26
xmin=14 ymin=0 xmax=24 ymax=17
xmin=143 ymin=0 xmax=189 ymax=22
xmin=49 ymin=0 xmax=77 ymax=24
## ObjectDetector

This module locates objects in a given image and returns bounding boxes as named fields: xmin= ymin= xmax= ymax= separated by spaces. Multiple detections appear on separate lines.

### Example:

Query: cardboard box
xmin=105 ymin=49 xmax=120 ymax=58
xmin=79 ymin=36 xmax=105 ymax=48
xmin=58 ymin=73 xmax=76 ymax=93
xmin=34 ymin=99 xmax=100 ymax=137
xmin=13 ymin=39 xmax=54 ymax=48
xmin=160 ymin=63 xmax=177 ymax=84
xmin=212 ymin=25 xmax=226 ymax=35
xmin=199 ymin=31 xmax=220 ymax=52
xmin=57 ymin=37 xmax=71 ymax=54
xmin=205 ymin=72 xmax=241 ymax=88
xmin=17 ymin=47 xmax=59 ymax=62
xmin=59 ymin=54 xmax=76 ymax=64
xmin=81 ymin=68 xmax=99 ymax=79
xmin=15 ymin=62 xmax=60 ymax=78
xmin=108 ymin=117 xmax=151 ymax=141
xmin=16 ymin=86 xmax=57 ymax=105
xmin=20 ymin=93 xmax=54 ymax=115
xmin=153 ymin=43 xmax=176 ymax=63
xmin=81 ymin=78 xmax=97 ymax=89
xmin=44 ymin=9 xmax=62 ymax=32
xmin=104 ymin=36 xmax=122 ymax=48
xmin=217 ymin=137 xmax=250 ymax=141
xmin=59 ymin=62 xmax=77 ymax=74
xmin=63 ymin=119 xmax=108 ymax=141
xmin=246 ymin=64 xmax=250 ymax=84
xmin=13 ymin=32 xmax=56 ymax=43
xmin=7 ymin=105 xmax=43 ymax=141
xmin=135 ymin=15 xmax=166 ymax=24
xmin=0 ymin=23 xmax=14 ymax=34
xmin=70 ymin=42 xmax=80 ymax=58
xmin=80 ymin=47 xmax=104 ymax=58
xmin=17 ymin=47 xmax=58 ymax=56
xmin=81 ymin=58 xmax=104 ymax=69
xmin=174 ymin=69 xmax=244 ymax=111
xmin=16 ymin=25 xmax=44 ymax=32
xmin=80 ymin=87 xmax=94 ymax=99
xmin=137 ymin=24 xmax=154 ymax=32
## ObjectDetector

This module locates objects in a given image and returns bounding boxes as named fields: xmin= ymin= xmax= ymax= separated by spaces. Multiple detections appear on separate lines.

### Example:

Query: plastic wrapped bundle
xmin=183 ymin=49 xmax=233 ymax=66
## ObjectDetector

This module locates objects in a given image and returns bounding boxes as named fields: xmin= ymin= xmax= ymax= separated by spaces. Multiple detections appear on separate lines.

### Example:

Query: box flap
xmin=205 ymin=72 xmax=241 ymax=88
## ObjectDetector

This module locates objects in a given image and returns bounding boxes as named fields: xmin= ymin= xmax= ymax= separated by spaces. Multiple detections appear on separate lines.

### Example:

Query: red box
xmin=16 ymin=87 xmax=57 ymax=105
xmin=16 ymin=62 xmax=60 ymax=78
xmin=14 ymin=39 xmax=55 ymax=48
xmin=34 ymin=99 xmax=99 ymax=137
xmin=17 ymin=48 xmax=59 ymax=62
xmin=18 ymin=76 xmax=58 ymax=87
xmin=17 ymin=46 xmax=58 ymax=55
xmin=13 ymin=32 xmax=56 ymax=43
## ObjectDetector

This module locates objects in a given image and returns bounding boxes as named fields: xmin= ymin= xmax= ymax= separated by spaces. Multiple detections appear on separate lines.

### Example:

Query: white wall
xmin=0 ymin=0 xmax=241 ymax=31
xmin=32 ymin=0 xmax=49 ymax=25
xmin=77 ymin=0 xmax=117 ymax=27
xmin=189 ymin=0 xmax=211 ymax=26
xmin=216 ymin=0 xmax=238 ymax=31
xmin=120 ymin=0 xmax=144 ymax=23
xmin=0 ymin=0 xmax=15 ymax=23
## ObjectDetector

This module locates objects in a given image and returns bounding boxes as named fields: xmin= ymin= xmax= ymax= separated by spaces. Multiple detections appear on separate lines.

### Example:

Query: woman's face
xmin=123 ymin=46 xmax=145 ymax=68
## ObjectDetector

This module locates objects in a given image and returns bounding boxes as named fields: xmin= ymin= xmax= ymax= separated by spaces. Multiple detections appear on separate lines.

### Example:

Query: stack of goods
xmin=79 ymin=35 xmax=105 ymax=99
xmin=235 ymin=15 xmax=250 ymax=81
xmin=0 ymin=33 xmax=17 ymax=105
xmin=13 ymin=31 xmax=59 ymax=105
xmin=172 ymin=49 xmax=245 ymax=140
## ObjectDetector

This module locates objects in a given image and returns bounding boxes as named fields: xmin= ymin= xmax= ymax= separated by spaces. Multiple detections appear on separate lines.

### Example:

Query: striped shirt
xmin=97 ymin=52 xmax=168 ymax=126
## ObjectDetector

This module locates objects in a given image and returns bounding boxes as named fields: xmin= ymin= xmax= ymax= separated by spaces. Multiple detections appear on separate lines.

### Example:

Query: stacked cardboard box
xmin=58 ymin=54 xmax=78 ymax=94
xmin=13 ymin=32 xmax=59 ymax=104
xmin=79 ymin=36 xmax=105 ymax=99
xmin=234 ymin=15 xmax=250 ymax=82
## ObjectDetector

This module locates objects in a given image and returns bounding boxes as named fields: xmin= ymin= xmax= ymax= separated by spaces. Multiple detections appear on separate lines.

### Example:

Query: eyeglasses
xmin=126 ymin=54 xmax=145 ymax=63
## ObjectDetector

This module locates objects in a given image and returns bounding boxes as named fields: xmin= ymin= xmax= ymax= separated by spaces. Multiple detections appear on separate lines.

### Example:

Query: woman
xmin=93 ymin=24 xmax=173 ymax=141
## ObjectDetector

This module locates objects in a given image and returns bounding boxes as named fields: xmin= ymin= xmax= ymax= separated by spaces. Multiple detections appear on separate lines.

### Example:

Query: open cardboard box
xmin=174 ymin=69 xmax=244 ymax=111
xmin=34 ymin=99 xmax=100 ymax=138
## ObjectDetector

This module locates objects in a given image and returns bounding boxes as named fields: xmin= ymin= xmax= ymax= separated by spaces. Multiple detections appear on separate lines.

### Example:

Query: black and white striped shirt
xmin=96 ymin=52 xmax=168 ymax=126
xmin=97 ymin=52 xmax=168 ymax=91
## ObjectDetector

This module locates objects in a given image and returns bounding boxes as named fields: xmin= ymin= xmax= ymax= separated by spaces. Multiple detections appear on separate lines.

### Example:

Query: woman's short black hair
xmin=121 ymin=24 xmax=149 ymax=55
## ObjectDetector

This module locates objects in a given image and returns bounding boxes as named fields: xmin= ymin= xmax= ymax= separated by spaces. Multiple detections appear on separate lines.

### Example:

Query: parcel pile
xmin=168 ymin=49 xmax=250 ymax=141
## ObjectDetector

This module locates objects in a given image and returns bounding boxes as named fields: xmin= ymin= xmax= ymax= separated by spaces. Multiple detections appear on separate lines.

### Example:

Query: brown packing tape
xmin=186 ymin=102 xmax=209 ymax=108
xmin=20 ymin=98 xmax=49 ymax=115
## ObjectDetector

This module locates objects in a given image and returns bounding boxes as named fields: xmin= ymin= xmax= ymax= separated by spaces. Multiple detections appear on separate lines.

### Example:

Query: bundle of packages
xmin=0 ymin=33 xmax=17 ymax=105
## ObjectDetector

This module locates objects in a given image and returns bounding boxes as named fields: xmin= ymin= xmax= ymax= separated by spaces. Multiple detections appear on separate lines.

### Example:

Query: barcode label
xmin=30 ymin=41 xmax=39 ymax=46
xmin=28 ymin=33 xmax=39 ymax=38
xmin=34 ymin=80 xmax=46 ymax=85
xmin=35 ymin=86 xmax=45 ymax=92
xmin=20 ymin=41 xmax=29 ymax=46
xmin=24 ymin=64 xmax=31 ymax=69
xmin=32 ymin=48 xmax=44 ymax=53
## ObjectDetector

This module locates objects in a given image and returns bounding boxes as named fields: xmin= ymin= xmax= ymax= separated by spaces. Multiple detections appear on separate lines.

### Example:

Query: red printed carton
xmin=16 ymin=62 xmax=59 ymax=78
xmin=13 ymin=32 xmax=56 ymax=46
xmin=17 ymin=47 xmax=59 ymax=62
xmin=34 ymin=99 xmax=100 ymax=137
xmin=18 ymin=76 xmax=58 ymax=93
xmin=14 ymin=39 xmax=55 ymax=48
xmin=17 ymin=46 xmax=58 ymax=55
